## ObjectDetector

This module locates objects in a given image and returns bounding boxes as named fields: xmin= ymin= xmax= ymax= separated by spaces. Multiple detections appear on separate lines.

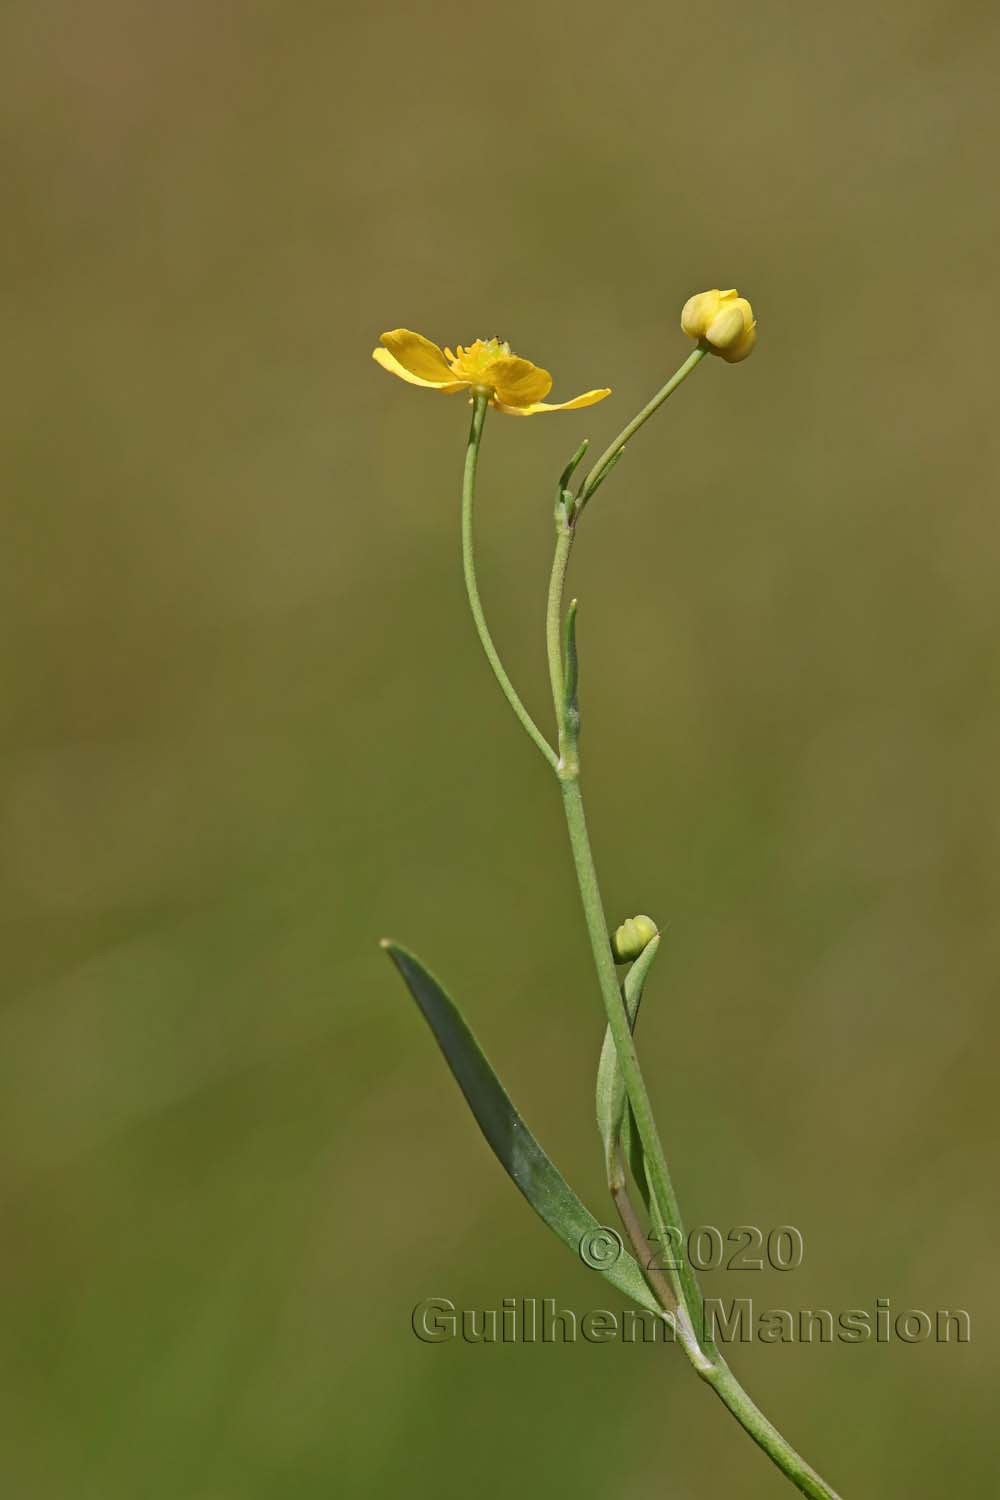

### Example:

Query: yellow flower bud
xmin=681 ymin=288 xmax=757 ymax=363
xmin=611 ymin=914 xmax=659 ymax=964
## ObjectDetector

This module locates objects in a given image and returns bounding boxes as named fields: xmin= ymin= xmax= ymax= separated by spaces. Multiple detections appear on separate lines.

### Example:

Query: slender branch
xmin=577 ymin=344 xmax=708 ymax=508
xmin=461 ymin=394 xmax=558 ymax=769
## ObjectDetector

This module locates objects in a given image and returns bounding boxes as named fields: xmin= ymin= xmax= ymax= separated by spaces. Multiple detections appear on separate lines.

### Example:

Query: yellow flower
xmin=372 ymin=329 xmax=611 ymax=415
xmin=680 ymin=289 xmax=757 ymax=363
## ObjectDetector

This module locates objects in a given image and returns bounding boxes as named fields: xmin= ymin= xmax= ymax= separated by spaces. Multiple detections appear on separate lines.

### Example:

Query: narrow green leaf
xmin=596 ymin=934 xmax=661 ymax=1182
xmin=554 ymin=439 xmax=590 ymax=525
xmin=383 ymin=939 xmax=663 ymax=1316
xmin=557 ymin=436 xmax=589 ymax=495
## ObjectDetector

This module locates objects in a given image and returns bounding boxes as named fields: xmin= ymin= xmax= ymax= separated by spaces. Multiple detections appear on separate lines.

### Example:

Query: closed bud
xmin=611 ymin=914 xmax=659 ymax=963
xmin=681 ymin=287 xmax=757 ymax=363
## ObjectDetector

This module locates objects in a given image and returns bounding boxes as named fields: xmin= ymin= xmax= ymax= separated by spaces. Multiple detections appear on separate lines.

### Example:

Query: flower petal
xmin=718 ymin=322 xmax=757 ymax=363
xmin=487 ymin=356 xmax=553 ymax=407
xmin=379 ymin=329 xmax=457 ymax=383
xmin=373 ymin=346 xmax=467 ymax=391
xmin=680 ymin=290 xmax=722 ymax=340
xmin=494 ymin=387 xmax=612 ymax=416
xmin=705 ymin=304 xmax=747 ymax=350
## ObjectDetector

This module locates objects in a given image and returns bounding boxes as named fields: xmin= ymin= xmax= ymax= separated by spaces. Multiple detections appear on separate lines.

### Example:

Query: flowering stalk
xmin=461 ymin=392 xmax=558 ymax=769
xmin=380 ymin=299 xmax=844 ymax=1499
xmin=576 ymin=342 xmax=707 ymax=509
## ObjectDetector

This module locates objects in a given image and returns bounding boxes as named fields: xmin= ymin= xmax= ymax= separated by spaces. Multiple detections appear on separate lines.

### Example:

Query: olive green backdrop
xmin=2 ymin=2 xmax=997 ymax=1496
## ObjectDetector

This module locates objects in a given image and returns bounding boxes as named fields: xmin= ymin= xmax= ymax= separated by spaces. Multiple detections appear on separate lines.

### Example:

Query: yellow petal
xmin=705 ymin=304 xmax=747 ymax=349
xmin=680 ymin=290 xmax=722 ymax=340
xmin=487 ymin=356 xmax=553 ymax=407
xmin=718 ymin=322 xmax=757 ymax=363
xmin=494 ymin=387 xmax=612 ymax=416
xmin=372 ymin=347 xmax=467 ymax=391
xmin=379 ymin=329 xmax=457 ymax=383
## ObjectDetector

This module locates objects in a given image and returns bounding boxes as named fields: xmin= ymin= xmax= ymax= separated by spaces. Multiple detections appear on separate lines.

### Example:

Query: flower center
xmin=448 ymin=338 xmax=511 ymax=384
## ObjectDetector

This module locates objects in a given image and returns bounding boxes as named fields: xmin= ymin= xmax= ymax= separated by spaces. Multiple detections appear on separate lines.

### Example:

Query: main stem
xmin=544 ymin=517 xmax=843 ymax=1500
xmin=704 ymin=1363 xmax=845 ymax=1500
xmin=556 ymin=770 xmax=841 ymax=1498
xmin=556 ymin=768 xmax=708 ymax=1337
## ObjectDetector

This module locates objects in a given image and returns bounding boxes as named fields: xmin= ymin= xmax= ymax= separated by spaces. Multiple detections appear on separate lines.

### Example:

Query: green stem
xmin=542 ymin=509 xmax=843 ymax=1500
xmin=545 ymin=521 xmax=574 ymax=758
xmin=704 ymin=1362 xmax=844 ymax=1500
xmin=578 ymin=344 xmax=708 ymax=508
xmin=558 ymin=767 xmax=842 ymax=1500
xmin=544 ymin=521 xmax=702 ymax=1319
xmin=557 ymin=772 xmax=709 ymax=1341
xmin=461 ymin=394 xmax=558 ymax=769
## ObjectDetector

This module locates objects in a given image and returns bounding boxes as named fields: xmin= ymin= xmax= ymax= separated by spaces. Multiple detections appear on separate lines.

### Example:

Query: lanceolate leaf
xmin=383 ymin=939 xmax=663 ymax=1317
xmin=595 ymin=934 xmax=661 ymax=1181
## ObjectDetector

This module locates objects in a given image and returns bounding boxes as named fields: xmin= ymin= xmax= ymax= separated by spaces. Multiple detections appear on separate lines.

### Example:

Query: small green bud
xmin=611 ymin=914 xmax=659 ymax=964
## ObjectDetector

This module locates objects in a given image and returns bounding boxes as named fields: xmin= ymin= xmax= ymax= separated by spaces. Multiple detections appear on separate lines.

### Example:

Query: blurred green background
xmin=2 ymin=2 xmax=998 ymax=1495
